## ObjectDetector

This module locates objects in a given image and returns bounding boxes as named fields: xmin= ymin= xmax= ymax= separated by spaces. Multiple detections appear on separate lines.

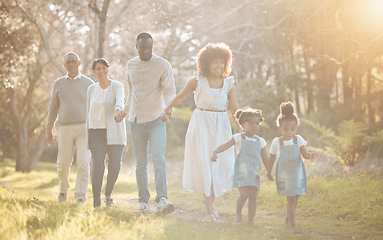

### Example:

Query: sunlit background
xmin=1 ymin=0 xmax=382 ymax=173
xmin=1 ymin=1 xmax=383 ymax=239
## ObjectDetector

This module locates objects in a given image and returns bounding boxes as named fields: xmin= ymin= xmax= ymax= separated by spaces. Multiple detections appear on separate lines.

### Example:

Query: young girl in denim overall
xmin=267 ymin=101 xmax=314 ymax=233
xmin=211 ymin=108 xmax=268 ymax=225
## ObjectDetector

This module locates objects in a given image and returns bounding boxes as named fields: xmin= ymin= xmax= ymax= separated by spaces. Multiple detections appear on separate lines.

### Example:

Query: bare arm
xmin=300 ymin=145 xmax=314 ymax=159
xmin=116 ymin=67 xmax=132 ymax=122
xmin=260 ymin=147 xmax=269 ymax=170
xmin=267 ymin=153 xmax=276 ymax=181
xmin=228 ymin=85 xmax=242 ymax=132
xmin=161 ymin=77 xmax=198 ymax=122
xmin=211 ymin=137 xmax=235 ymax=162
xmin=114 ymin=82 xmax=125 ymax=121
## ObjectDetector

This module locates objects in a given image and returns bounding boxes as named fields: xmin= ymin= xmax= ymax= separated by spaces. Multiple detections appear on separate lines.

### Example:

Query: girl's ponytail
xmin=280 ymin=102 xmax=294 ymax=116
xmin=276 ymin=101 xmax=299 ymax=127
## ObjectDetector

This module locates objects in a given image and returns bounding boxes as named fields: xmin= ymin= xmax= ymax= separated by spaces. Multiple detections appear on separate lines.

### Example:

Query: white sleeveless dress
xmin=183 ymin=75 xmax=235 ymax=197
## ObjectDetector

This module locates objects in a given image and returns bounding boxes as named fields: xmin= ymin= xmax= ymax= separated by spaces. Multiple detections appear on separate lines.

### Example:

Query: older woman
xmin=86 ymin=58 xmax=126 ymax=208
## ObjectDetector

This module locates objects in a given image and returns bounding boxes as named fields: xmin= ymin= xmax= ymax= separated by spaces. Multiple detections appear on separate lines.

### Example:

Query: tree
xmin=0 ymin=3 xmax=47 ymax=171
xmin=1 ymin=0 xmax=383 ymax=170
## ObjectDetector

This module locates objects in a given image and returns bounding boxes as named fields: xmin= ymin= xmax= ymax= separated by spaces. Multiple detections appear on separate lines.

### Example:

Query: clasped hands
xmin=114 ymin=109 xmax=126 ymax=123
xmin=113 ymin=110 xmax=172 ymax=123
xmin=160 ymin=110 xmax=172 ymax=123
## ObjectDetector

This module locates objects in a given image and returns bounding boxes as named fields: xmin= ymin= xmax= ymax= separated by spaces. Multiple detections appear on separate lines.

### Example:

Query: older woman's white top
xmin=86 ymin=80 xmax=126 ymax=148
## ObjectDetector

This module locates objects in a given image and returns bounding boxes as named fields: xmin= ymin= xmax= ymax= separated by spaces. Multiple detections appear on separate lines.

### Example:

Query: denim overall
xmin=233 ymin=133 xmax=261 ymax=190
xmin=275 ymin=136 xmax=307 ymax=197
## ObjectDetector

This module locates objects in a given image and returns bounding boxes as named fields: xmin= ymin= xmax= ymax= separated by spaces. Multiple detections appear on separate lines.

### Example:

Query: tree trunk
xmin=15 ymin=116 xmax=29 ymax=172
xmin=317 ymin=61 xmax=335 ymax=112
xmin=29 ymin=131 xmax=46 ymax=171
xmin=13 ymin=110 xmax=46 ymax=172
xmin=354 ymin=71 xmax=362 ymax=119
xmin=341 ymin=63 xmax=352 ymax=104
xmin=303 ymin=49 xmax=314 ymax=114
xmin=96 ymin=0 xmax=111 ymax=58
xmin=15 ymin=135 xmax=28 ymax=172
xmin=366 ymin=62 xmax=375 ymax=124
xmin=6 ymin=61 xmax=46 ymax=172
xmin=335 ymin=70 xmax=339 ymax=105
xmin=294 ymin=90 xmax=300 ymax=114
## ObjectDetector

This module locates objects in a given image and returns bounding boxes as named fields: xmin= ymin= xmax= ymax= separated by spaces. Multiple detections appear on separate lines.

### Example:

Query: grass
xmin=0 ymin=158 xmax=383 ymax=240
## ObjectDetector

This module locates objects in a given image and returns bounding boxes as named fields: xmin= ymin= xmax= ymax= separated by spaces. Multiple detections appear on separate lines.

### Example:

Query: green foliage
xmin=365 ymin=129 xmax=383 ymax=161
xmin=299 ymin=118 xmax=336 ymax=148
xmin=331 ymin=120 xmax=370 ymax=166
xmin=2 ymin=0 xmax=383 ymax=171
xmin=0 ymin=4 xmax=47 ymax=169
xmin=301 ymin=118 xmax=336 ymax=137
xmin=0 ymin=4 xmax=38 ymax=83
xmin=371 ymin=129 xmax=383 ymax=143
xmin=165 ymin=107 xmax=193 ymax=154
xmin=236 ymin=76 xmax=289 ymax=140
xmin=303 ymin=119 xmax=375 ymax=167
xmin=171 ymin=107 xmax=194 ymax=122
xmin=0 ymin=5 xmax=38 ymax=158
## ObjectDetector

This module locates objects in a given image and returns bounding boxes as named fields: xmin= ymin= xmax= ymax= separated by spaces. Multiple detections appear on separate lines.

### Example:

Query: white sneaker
xmin=104 ymin=197 xmax=114 ymax=207
xmin=155 ymin=197 xmax=174 ymax=214
xmin=138 ymin=202 xmax=150 ymax=213
xmin=76 ymin=197 xmax=86 ymax=206
xmin=58 ymin=192 xmax=67 ymax=202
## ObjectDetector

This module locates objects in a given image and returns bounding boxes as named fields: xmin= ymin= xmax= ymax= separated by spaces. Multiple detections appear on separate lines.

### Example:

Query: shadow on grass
xmin=111 ymin=180 xmax=137 ymax=195
xmin=36 ymin=178 xmax=59 ymax=190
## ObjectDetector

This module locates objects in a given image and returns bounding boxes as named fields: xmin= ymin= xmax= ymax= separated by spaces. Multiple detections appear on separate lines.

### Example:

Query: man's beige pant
xmin=57 ymin=123 xmax=91 ymax=200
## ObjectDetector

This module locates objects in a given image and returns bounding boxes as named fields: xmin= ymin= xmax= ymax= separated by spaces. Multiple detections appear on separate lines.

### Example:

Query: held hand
xmin=114 ymin=109 xmax=121 ymax=119
xmin=114 ymin=113 xmax=121 ymax=122
xmin=46 ymin=131 xmax=54 ymax=142
xmin=308 ymin=152 xmax=314 ymax=160
xmin=211 ymin=153 xmax=218 ymax=162
xmin=267 ymin=172 xmax=274 ymax=181
xmin=161 ymin=112 xmax=171 ymax=123
xmin=114 ymin=111 xmax=126 ymax=123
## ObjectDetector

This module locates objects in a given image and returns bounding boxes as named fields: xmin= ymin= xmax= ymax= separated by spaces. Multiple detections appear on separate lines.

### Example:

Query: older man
xmin=46 ymin=52 xmax=94 ymax=205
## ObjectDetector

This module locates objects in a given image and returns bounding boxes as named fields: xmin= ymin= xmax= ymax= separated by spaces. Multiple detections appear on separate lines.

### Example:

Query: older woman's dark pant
xmin=89 ymin=129 xmax=124 ymax=208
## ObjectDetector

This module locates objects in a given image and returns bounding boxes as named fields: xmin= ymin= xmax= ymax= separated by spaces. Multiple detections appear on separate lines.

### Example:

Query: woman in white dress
xmin=162 ymin=42 xmax=240 ymax=220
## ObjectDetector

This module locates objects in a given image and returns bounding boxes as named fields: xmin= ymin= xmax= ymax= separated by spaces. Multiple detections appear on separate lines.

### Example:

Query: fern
xmin=302 ymin=118 xmax=372 ymax=167
xmin=337 ymin=120 xmax=368 ymax=141
xmin=301 ymin=118 xmax=335 ymax=136
xmin=336 ymin=120 xmax=369 ymax=166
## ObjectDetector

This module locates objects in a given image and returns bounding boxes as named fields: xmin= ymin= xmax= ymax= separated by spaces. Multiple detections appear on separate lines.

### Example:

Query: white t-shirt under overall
xmin=233 ymin=133 xmax=267 ymax=156
xmin=269 ymin=135 xmax=307 ymax=160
